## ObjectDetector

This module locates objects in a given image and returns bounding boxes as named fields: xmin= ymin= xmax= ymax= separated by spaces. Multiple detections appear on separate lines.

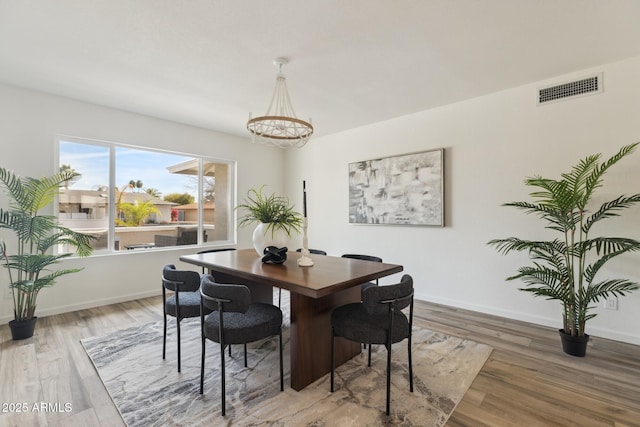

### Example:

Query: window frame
xmin=55 ymin=135 xmax=237 ymax=255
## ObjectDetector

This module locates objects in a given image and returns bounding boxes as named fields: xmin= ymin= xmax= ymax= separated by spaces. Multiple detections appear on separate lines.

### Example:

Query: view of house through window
xmin=58 ymin=138 xmax=234 ymax=253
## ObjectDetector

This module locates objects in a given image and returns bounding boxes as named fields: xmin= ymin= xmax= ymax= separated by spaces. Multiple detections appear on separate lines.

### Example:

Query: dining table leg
xmin=206 ymin=269 xmax=362 ymax=390
xmin=289 ymin=286 xmax=361 ymax=391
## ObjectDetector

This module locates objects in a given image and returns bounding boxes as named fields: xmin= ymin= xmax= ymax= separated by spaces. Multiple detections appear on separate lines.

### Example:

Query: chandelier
xmin=247 ymin=58 xmax=313 ymax=148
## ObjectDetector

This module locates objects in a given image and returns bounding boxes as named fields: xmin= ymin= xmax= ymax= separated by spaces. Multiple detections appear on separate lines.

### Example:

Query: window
xmin=57 ymin=137 xmax=235 ymax=254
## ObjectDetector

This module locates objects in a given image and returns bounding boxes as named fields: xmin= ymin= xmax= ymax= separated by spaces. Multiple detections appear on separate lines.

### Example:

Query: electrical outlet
xmin=604 ymin=296 xmax=618 ymax=310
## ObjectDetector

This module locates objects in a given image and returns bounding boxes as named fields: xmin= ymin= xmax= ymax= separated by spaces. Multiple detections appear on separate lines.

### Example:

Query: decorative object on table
xmin=297 ymin=180 xmax=314 ymax=267
xmin=488 ymin=143 xmax=640 ymax=357
xmin=348 ymin=148 xmax=444 ymax=226
xmin=262 ymin=246 xmax=288 ymax=264
xmin=246 ymin=57 xmax=314 ymax=149
xmin=0 ymin=168 xmax=93 ymax=340
xmin=237 ymin=185 xmax=303 ymax=256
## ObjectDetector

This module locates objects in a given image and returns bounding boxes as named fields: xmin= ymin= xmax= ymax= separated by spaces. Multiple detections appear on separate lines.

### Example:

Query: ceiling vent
xmin=537 ymin=73 xmax=603 ymax=105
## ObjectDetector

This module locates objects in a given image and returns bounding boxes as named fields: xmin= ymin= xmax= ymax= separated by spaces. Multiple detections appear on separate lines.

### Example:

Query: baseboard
xmin=0 ymin=289 xmax=161 ymax=324
xmin=415 ymin=292 xmax=640 ymax=346
xmin=4 ymin=289 xmax=638 ymax=346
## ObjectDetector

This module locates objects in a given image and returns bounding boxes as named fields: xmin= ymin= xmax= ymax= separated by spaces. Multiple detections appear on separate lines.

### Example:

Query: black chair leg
xmin=221 ymin=340 xmax=226 ymax=416
xmin=279 ymin=330 xmax=284 ymax=391
xmin=217 ymin=305 xmax=226 ymax=416
xmin=176 ymin=316 xmax=180 ymax=372
xmin=162 ymin=312 xmax=167 ymax=360
xmin=386 ymin=343 xmax=392 ymax=416
xmin=368 ymin=344 xmax=372 ymax=367
xmin=278 ymin=288 xmax=282 ymax=307
xmin=408 ymin=333 xmax=414 ymax=392
xmin=330 ymin=328 xmax=335 ymax=392
xmin=244 ymin=343 xmax=248 ymax=368
xmin=200 ymin=329 xmax=205 ymax=394
xmin=162 ymin=289 xmax=167 ymax=360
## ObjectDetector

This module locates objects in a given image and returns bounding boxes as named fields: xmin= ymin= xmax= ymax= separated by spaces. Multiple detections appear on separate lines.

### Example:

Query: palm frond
xmin=581 ymin=143 xmax=638 ymax=208
xmin=44 ymin=227 xmax=95 ymax=257
xmin=488 ymin=238 xmax=567 ymax=260
xmin=526 ymin=177 xmax=577 ymax=213
xmin=5 ymin=253 xmax=73 ymax=274
xmin=23 ymin=214 xmax=59 ymax=246
xmin=0 ymin=168 xmax=27 ymax=211
xmin=511 ymin=265 xmax=572 ymax=302
xmin=584 ymin=279 xmax=640 ymax=304
xmin=22 ymin=171 xmax=79 ymax=214
xmin=487 ymin=237 xmax=536 ymax=255
xmin=583 ymin=194 xmax=640 ymax=233
xmin=584 ymin=243 xmax=640 ymax=285
xmin=32 ymin=268 xmax=85 ymax=289
xmin=561 ymin=154 xmax=601 ymax=209
xmin=584 ymin=237 xmax=640 ymax=256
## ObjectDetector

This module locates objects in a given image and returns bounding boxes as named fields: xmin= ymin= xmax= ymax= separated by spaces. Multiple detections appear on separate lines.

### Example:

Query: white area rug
xmin=82 ymin=303 xmax=492 ymax=426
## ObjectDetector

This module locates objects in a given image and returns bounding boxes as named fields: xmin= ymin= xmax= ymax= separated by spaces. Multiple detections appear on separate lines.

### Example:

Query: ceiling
xmin=2 ymin=0 xmax=640 ymax=139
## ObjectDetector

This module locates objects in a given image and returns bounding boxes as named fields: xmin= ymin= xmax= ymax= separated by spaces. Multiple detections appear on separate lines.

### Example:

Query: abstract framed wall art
xmin=348 ymin=148 xmax=444 ymax=226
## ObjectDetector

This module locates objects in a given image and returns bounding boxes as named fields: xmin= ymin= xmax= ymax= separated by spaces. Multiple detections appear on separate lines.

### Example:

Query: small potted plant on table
xmin=237 ymin=185 xmax=303 ymax=256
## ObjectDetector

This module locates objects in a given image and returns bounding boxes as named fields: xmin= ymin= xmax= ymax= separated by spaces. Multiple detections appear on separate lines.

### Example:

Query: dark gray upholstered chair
xmin=162 ymin=264 xmax=212 ymax=372
xmin=196 ymin=248 xmax=237 ymax=356
xmin=196 ymin=247 xmax=236 ymax=273
xmin=340 ymin=253 xmax=382 ymax=263
xmin=330 ymin=274 xmax=414 ymax=416
xmin=341 ymin=253 xmax=383 ymax=350
xmin=199 ymin=274 xmax=284 ymax=416
xmin=341 ymin=253 xmax=383 ymax=292
xmin=295 ymin=248 xmax=327 ymax=255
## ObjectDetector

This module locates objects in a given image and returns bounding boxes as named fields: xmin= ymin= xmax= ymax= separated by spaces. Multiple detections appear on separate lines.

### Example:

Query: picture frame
xmin=348 ymin=148 xmax=444 ymax=226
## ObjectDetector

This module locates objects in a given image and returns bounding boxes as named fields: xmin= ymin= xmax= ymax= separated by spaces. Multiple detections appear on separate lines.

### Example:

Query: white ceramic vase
xmin=252 ymin=223 xmax=287 ymax=256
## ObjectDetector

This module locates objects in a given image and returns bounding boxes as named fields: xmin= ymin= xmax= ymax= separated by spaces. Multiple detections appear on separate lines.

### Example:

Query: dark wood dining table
xmin=179 ymin=248 xmax=403 ymax=390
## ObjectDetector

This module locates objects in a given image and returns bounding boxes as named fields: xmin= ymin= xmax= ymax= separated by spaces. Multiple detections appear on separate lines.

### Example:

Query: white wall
xmin=0 ymin=83 xmax=284 ymax=322
xmin=2 ymin=57 xmax=639 ymax=346
xmin=285 ymin=56 xmax=640 ymax=344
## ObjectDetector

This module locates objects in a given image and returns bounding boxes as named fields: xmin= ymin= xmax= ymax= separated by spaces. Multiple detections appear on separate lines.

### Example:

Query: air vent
xmin=537 ymin=73 xmax=603 ymax=105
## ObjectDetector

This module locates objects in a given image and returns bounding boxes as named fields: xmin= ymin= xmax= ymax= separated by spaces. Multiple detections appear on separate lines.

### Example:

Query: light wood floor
xmin=1 ymin=296 xmax=639 ymax=426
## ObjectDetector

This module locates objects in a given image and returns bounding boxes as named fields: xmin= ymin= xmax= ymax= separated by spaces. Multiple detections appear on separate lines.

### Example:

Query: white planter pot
xmin=252 ymin=223 xmax=287 ymax=256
